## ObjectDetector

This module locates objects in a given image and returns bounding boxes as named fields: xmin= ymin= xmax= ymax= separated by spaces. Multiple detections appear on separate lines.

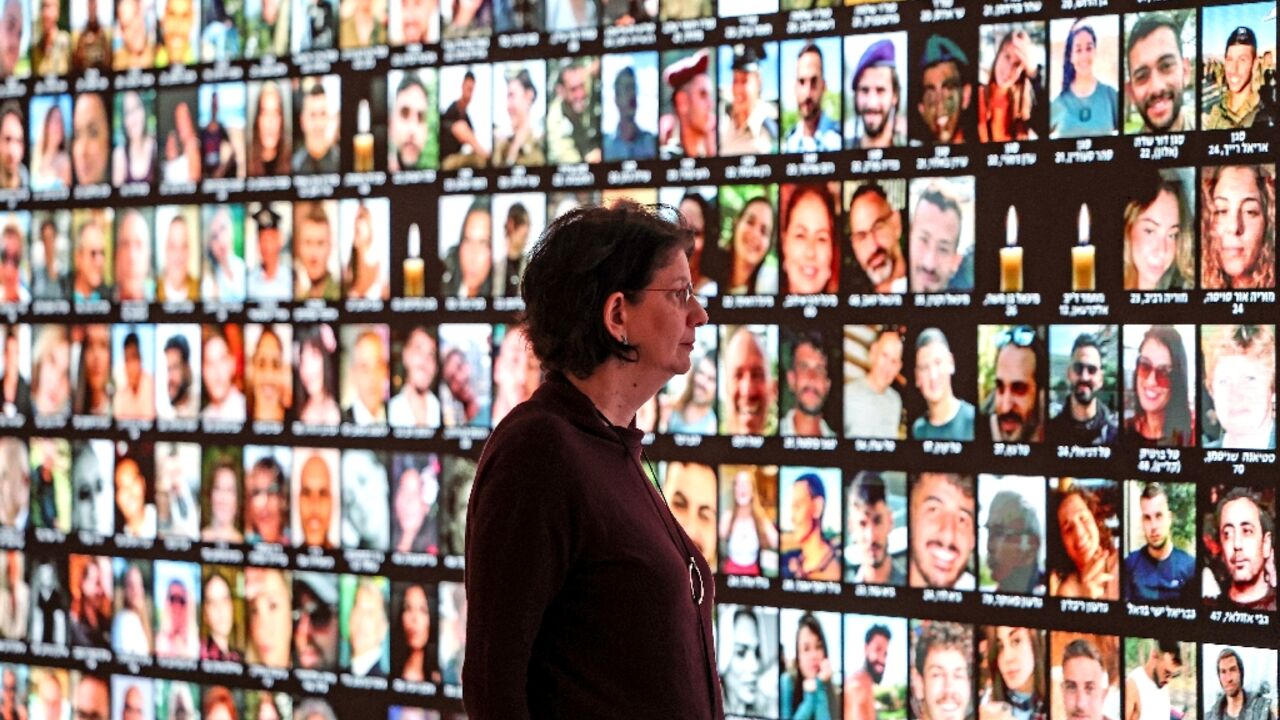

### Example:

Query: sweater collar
xmin=541 ymin=371 xmax=645 ymax=453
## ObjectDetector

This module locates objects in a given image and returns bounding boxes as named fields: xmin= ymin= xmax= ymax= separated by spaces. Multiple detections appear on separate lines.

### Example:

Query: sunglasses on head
xmin=1136 ymin=356 xmax=1173 ymax=388
xmin=997 ymin=325 xmax=1036 ymax=349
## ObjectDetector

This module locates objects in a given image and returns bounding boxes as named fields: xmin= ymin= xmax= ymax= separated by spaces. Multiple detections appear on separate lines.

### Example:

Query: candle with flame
xmin=1000 ymin=205 xmax=1023 ymax=292
xmin=1072 ymin=203 xmax=1095 ymax=291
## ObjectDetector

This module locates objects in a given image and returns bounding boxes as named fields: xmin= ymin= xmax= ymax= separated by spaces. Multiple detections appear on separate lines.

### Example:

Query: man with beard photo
xmin=846 ymin=183 xmax=906 ymax=294
xmin=783 ymin=41 xmax=841 ymax=153
xmin=849 ymin=37 xmax=906 ymax=148
xmin=908 ymin=473 xmax=976 ymax=590
xmin=845 ymin=624 xmax=893 ymax=720
xmin=388 ymin=72 xmax=431 ymax=173
xmin=1124 ymin=640 xmax=1184 ymax=720
xmin=780 ymin=330 xmax=834 ymax=437
xmin=982 ymin=325 xmax=1044 ymax=444
xmin=162 ymin=333 xmax=197 ymax=419
xmin=1204 ymin=647 xmax=1276 ymax=720
xmin=547 ymin=58 xmax=602 ymax=164
xmin=1125 ymin=13 xmax=1194 ymax=134
xmin=1047 ymin=330 xmax=1119 ymax=446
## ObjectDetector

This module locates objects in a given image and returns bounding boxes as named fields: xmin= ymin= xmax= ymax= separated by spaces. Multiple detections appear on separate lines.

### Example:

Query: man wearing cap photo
xmin=1205 ymin=26 xmax=1262 ymax=130
xmin=783 ymin=41 xmax=841 ymax=153
xmin=248 ymin=204 xmax=293 ymax=301
xmin=850 ymin=37 xmax=907 ymax=148
xmin=660 ymin=49 xmax=716 ymax=159
xmin=720 ymin=44 xmax=777 ymax=156
xmin=916 ymin=34 xmax=973 ymax=145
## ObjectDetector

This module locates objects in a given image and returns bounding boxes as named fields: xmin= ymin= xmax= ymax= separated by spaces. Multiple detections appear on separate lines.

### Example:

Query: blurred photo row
xmin=1 ymin=322 xmax=1272 ymax=453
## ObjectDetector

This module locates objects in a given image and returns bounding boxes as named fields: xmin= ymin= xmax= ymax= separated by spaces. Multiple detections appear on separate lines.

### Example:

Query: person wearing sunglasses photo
xmin=1124 ymin=325 xmax=1195 ymax=447
xmin=981 ymin=325 xmax=1044 ymax=444
xmin=1047 ymin=330 xmax=1119 ymax=447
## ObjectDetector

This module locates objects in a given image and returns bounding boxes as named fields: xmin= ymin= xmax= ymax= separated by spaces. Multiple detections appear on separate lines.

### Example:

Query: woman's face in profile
xmin=734 ymin=200 xmax=773 ymax=271
xmin=1129 ymin=189 xmax=1179 ymax=290
xmin=1135 ymin=338 xmax=1172 ymax=415
xmin=257 ymin=86 xmax=284 ymax=155
xmin=1056 ymin=493 xmax=1098 ymax=571
xmin=796 ymin=624 xmax=825 ymax=679
xmin=1069 ymin=30 xmax=1095 ymax=76
xmin=1211 ymin=351 xmax=1274 ymax=437
xmin=401 ymin=584 xmax=430 ymax=650
xmin=782 ymin=191 xmax=834 ymax=295
xmin=995 ymin=626 xmax=1035 ymax=693
xmin=1211 ymin=167 xmax=1266 ymax=283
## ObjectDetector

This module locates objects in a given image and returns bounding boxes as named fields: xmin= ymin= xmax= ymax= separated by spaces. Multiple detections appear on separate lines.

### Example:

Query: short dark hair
xmin=914 ymin=621 xmax=971 ymax=675
xmin=1126 ymin=13 xmax=1183 ymax=61
xmin=789 ymin=329 xmax=824 ymax=365
xmin=1217 ymin=648 xmax=1244 ymax=685
xmin=850 ymin=182 xmax=890 ymax=206
xmin=865 ymin=623 xmax=891 ymax=645
xmin=850 ymin=471 xmax=887 ymax=508
xmin=520 ymin=202 xmax=692 ymax=378
xmin=1216 ymin=486 xmax=1273 ymax=535
xmin=396 ymin=71 xmax=429 ymax=103
xmin=1062 ymin=638 xmax=1104 ymax=669
xmin=506 ymin=202 xmax=529 ymax=229
xmin=1156 ymin=639 xmax=1182 ymax=665
xmin=1071 ymin=332 xmax=1101 ymax=358
xmin=123 ymin=332 xmax=140 ymax=354
xmin=798 ymin=42 xmax=824 ymax=68
xmin=250 ymin=455 xmax=285 ymax=487
xmin=164 ymin=334 xmax=190 ymax=363
xmin=1140 ymin=482 xmax=1167 ymax=502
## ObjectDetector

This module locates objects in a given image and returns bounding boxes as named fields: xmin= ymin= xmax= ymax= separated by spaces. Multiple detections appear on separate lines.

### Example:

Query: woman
xmin=115 ymin=455 xmax=155 ymax=537
xmin=978 ymin=28 xmax=1040 ymax=142
xmin=202 ymin=460 xmax=244 ymax=544
xmin=33 ymin=104 xmax=72 ymax=191
xmin=395 ymin=582 xmax=439 ymax=683
xmin=391 ymin=458 xmax=439 ymax=555
xmin=69 ymin=556 xmax=110 ymax=649
xmin=32 ymin=0 xmax=71 ymax=76
xmin=441 ymin=200 xmax=494 ymax=298
xmin=295 ymin=325 xmax=341 ymax=426
xmin=31 ymin=325 xmax=70 ymax=418
xmin=249 ymin=327 xmax=290 ymax=422
xmin=679 ymin=192 xmax=720 ymax=296
xmin=465 ymin=203 xmax=720 ymax=715
xmin=1201 ymin=164 xmax=1275 ymax=290
xmin=780 ymin=613 xmax=837 ymax=720
xmin=249 ymin=81 xmax=290 ymax=177
xmin=1124 ymin=325 xmax=1194 ymax=447
xmin=343 ymin=203 xmax=388 ymax=300
xmin=718 ymin=468 xmax=779 ymax=575
xmin=249 ymin=692 xmax=287 ymax=720
xmin=1048 ymin=483 xmax=1119 ymax=600
xmin=111 ymin=562 xmax=154 ymax=656
xmin=494 ymin=68 xmax=545 ymax=167
xmin=1203 ymin=325 xmax=1275 ymax=449
xmin=72 ymin=325 xmax=111 ymax=416
xmin=245 ymin=455 xmax=288 ymax=545
xmin=978 ymin=626 xmax=1046 ymax=720
xmin=201 ymin=571 xmax=243 ymax=662
xmin=113 ymin=0 xmax=156 ymax=69
xmin=1050 ymin=21 xmax=1119 ymax=138
xmin=664 ymin=353 xmax=716 ymax=434
xmin=162 ymin=101 xmax=201 ymax=185
xmin=728 ymin=195 xmax=777 ymax=295
xmin=781 ymin=184 xmax=840 ymax=295
xmin=491 ymin=325 xmax=542 ymax=426
xmin=1123 ymin=171 xmax=1193 ymax=290
xmin=112 ymin=90 xmax=156 ymax=186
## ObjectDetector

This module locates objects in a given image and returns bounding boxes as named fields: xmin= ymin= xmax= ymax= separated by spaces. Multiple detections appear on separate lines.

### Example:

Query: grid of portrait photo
xmin=0 ymin=0 xmax=1275 ymax=716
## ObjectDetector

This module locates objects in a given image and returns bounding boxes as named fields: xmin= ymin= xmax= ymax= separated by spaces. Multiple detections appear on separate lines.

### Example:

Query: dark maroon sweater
xmin=463 ymin=373 xmax=723 ymax=719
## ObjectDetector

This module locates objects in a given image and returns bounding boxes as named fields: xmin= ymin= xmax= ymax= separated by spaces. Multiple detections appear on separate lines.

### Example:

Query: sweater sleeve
xmin=462 ymin=418 xmax=580 ymax=719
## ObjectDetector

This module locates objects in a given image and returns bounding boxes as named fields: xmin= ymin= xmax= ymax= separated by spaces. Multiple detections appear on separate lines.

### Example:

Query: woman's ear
xmin=601 ymin=290 xmax=628 ymax=344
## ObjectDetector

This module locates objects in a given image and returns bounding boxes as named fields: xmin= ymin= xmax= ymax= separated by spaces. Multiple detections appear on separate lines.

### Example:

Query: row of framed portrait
xmin=0 ymin=322 xmax=1272 ymax=450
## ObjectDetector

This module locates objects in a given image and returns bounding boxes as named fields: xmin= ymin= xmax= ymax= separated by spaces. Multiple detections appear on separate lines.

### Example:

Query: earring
xmin=620 ymin=335 xmax=628 ymax=345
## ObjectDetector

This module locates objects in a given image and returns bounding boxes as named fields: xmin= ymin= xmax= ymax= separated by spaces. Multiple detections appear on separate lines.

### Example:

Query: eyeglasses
xmin=639 ymin=281 xmax=695 ymax=308
xmin=1136 ymin=356 xmax=1173 ymax=389
xmin=996 ymin=325 xmax=1037 ymax=349
xmin=1071 ymin=361 xmax=1100 ymax=377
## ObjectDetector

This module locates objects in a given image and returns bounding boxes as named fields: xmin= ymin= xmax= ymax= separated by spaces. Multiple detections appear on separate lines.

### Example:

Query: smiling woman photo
xmin=1124 ymin=324 xmax=1195 ymax=447
xmin=1124 ymin=168 xmax=1194 ymax=290
xmin=1201 ymin=164 xmax=1275 ymax=290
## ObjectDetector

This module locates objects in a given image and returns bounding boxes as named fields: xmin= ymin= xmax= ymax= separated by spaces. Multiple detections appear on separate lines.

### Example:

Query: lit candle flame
xmin=1077 ymin=204 xmax=1090 ymax=246
xmin=1006 ymin=206 xmax=1018 ymax=248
